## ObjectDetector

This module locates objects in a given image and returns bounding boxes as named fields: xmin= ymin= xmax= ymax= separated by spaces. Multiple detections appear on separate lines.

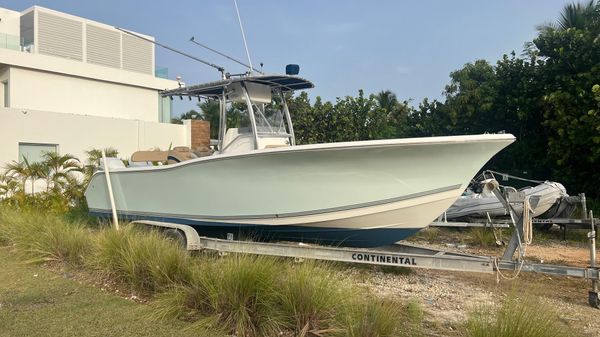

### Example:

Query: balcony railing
xmin=0 ymin=33 xmax=34 ymax=53
xmin=155 ymin=66 xmax=169 ymax=79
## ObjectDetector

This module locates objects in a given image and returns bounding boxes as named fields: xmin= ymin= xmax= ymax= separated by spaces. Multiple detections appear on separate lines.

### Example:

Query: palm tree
xmin=5 ymin=158 xmax=33 ymax=193
xmin=198 ymin=100 xmax=221 ymax=139
xmin=83 ymin=148 xmax=119 ymax=182
xmin=0 ymin=173 xmax=19 ymax=199
xmin=537 ymin=0 xmax=600 ymax=33
xmin=42 ymin=152 xmax=82 ymax=191
xmin=171 ymin=109 xmax=203 ymax=124
xmin=374 ymin=90 xmax=399 ymax=113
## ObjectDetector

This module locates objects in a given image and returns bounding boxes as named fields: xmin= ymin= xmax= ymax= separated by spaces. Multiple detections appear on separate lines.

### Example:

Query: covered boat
xmin=84 ymin=74 xmax=515 ymax=247
xmin=444 ymin=174 xmax=568 ymax=220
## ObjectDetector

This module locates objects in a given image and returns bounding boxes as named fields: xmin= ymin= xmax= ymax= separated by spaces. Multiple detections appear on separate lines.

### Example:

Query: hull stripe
xmin=89 ymin=183 xmax=461 ymax=221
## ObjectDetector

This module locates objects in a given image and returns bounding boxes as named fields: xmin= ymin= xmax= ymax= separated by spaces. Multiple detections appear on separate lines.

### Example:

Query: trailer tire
xmin=162 ymin=228 xmax=187 ymax=248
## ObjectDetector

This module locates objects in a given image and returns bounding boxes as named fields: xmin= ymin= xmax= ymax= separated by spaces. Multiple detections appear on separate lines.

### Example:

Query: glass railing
xmin=0 ymin=33 xmax=20 ymax=51
xmin=0 ymin=33 xmax=34 ymax=53
xmin=155 ymin=66 xmax=169 ymax=79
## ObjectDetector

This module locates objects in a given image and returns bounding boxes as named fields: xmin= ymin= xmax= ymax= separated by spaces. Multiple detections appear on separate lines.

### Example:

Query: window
xmin=18 ymin=143 xmax=58 ymax=163
xmin=2 ymin=80 xmax=8 ymax=107
xmin=158 ymin=95 xmax=172 ymax=123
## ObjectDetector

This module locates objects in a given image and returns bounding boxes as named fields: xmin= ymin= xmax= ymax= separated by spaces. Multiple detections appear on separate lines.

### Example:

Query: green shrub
xmin=278 ymin=262 xmax=346 ymax=336
xmin=468 ymin=227 xmax=498 ymax=247
xmin=0 ymin=207 xmax=90 ymax=265
xmin=91 ymin=226 xmax=193 ymax=293
xmin=342 ymin=297 xmax=405 ymax=337
xmin=177 ymin=254 xmax=283 ymax=337
xmin=466 ymin=294 xmax=570 ymax=337
xmin=208 ymin=255 xmax=282 ymax=337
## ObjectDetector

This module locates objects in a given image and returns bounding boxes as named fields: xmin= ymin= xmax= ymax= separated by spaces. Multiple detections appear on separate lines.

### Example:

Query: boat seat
xmin=130 ymin=147 xmax=199 ymax=165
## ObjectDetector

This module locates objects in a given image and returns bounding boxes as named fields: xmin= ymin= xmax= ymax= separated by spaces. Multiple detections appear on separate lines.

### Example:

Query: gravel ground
xmin=337 ymin=231 xmax=600 ymax=337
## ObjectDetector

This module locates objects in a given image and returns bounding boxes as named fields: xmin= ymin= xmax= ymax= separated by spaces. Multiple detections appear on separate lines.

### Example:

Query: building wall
xmin=0 ymin=8 xmax=20 ymax=37
xmin=0 ymin=107 xmax=190 ymax=166
xmin=8 ymin=67 xmax=162 ymax=121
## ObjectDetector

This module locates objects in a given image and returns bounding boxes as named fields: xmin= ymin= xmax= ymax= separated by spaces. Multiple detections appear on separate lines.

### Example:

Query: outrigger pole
xmin=189 ymin=37 xmax=263 ymax=74
xmin=115 ymin=27 xmax=227 ymax=79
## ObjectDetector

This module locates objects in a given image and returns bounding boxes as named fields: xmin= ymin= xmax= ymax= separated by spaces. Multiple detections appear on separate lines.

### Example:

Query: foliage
xmin=195 ymin=254 xmax=282 ymax=337
xmin=278 ymin=262 xmax=346 ymax=335
xmin=341 ymin=297 xmax=408 ymax=337
xmin=466 ymin=293 xmax=571 ymax=337
xmin=90 ymin=226 xmax=193 ymax=293
xmin=0 ymin=208 xmax=90 ymax=266
xmin=468 ymin=227 xmax=498 ymax=247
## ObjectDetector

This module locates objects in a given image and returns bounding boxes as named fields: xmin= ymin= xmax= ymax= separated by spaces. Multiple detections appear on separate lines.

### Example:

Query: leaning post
xmin=101 ymin=149 xmax=120 ymax=230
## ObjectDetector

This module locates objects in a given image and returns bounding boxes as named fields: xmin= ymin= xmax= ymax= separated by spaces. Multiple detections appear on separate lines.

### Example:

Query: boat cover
xmin=445 ymin=181 xmax=567 ymax=219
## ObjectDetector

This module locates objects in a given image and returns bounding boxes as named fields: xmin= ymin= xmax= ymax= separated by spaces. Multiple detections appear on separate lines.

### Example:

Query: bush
xmin=91 ymin=226 xmax=193 ymax=293
xmin=0 ymin=207 xmax=90 ymax=265
xmin=466 ymin=293 xmax=570 ymax=337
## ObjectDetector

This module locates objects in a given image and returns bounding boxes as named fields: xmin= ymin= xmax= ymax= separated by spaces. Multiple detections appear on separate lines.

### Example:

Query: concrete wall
xmin=8 ymin=67 xmax=162 ymax=121
xmin=0 ymin=107 xmax=190 ymax=167
xmin=0 ymin=8 xmax=21 ymax=37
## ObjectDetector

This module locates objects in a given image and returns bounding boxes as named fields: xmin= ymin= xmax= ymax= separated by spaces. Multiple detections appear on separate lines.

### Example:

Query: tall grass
xmin=0 ymin=208 xmax=90 ymax=265
xmin=90 ymin=226 xmax=193 ymax=293
xmin=468 ymin=227 xmax=498 ymax=247
xmin=466 ymin=293 xmax=570 ymax=337
xmin=198 ymin=254 xmax=282 ymax=337
xmin=342 ymin=297 xmax=407 ymax=337
xmin=278 ymin=262 xmax=346 ymax=336
xmin=2 ymin=207 xmax=425 ymax=336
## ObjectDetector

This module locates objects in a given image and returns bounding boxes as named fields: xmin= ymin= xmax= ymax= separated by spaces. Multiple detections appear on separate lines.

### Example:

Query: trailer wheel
xmin=162 ymin=228 xmax=187 ymax=248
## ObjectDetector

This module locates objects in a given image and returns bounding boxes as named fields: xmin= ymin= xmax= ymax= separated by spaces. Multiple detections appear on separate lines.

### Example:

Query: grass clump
xmin=468 ymin=227 xmax=498 ymax=247
xmin=0 ymin=208 xmax=90 ymax=266
xmin=279 ymin=262 xmax=346 ymax=336
xmin=466 ymin=293 xmax=570 ymax=337
xmin=155 ymin=254 xmax=282 ymax=337
xmin=342 ymin=297 xmax=407 ymax=337
xmin=91 ymin=226 xmax=193 ymax=293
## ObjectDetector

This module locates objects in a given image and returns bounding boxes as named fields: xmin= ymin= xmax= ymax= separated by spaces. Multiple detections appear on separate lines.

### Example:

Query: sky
xmin=3 ymin=0 xmax=572 ymax=116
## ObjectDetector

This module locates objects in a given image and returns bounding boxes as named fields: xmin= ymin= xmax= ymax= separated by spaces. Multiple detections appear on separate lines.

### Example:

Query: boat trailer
xmin=98 ymin=154 xmax=600 ymax=308
xmin=129 ymin=187 xmax=600 ymax=309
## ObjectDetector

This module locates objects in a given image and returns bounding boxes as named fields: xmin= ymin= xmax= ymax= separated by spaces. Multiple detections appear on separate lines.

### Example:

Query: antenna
xmin=115 ymin=27 xmax=227 ymax=78
xmin=232 ymin=0 xmax=254 ymax=75
xmin=189 ymin=36 xmax=263 ymax=74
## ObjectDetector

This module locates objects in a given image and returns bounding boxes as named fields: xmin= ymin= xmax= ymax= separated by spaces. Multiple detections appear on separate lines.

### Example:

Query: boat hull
xmin=85 ymin=134 xmax=514 ymax=247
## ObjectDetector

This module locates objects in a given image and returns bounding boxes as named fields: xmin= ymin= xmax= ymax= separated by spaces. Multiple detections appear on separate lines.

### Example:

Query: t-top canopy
xmin=160 ymin=75 xmax=314 ymax=98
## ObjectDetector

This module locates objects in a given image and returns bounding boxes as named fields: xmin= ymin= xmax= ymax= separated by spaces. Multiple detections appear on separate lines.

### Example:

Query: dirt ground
xmin=343 ymin=228 xmax=600 ymax=336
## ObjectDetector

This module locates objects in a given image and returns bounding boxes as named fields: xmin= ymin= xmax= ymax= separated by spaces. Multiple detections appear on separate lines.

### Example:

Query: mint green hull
xmin=85 ymin=134 xmax=514 ymax=245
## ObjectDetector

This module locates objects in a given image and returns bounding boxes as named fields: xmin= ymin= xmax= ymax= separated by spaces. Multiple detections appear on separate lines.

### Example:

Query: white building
xmin=0 ymin=5 xmax=196 ymax=167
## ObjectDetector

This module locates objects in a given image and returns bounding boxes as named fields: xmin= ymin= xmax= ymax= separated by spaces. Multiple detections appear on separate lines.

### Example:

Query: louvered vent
xmin=37 ymin=12 xmax=83 ymax=61
xmin=86 ymin=24 xmax=121 ymax=68
xmin=122 ymin=34 xmax=152 ymax=75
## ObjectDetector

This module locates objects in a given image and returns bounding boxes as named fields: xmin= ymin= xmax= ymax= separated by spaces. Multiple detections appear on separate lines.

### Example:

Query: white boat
xmin=444 ymin=180 xmax=567 ymax=220
xmin=84 ymin=74 xmax=515 ymax=247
